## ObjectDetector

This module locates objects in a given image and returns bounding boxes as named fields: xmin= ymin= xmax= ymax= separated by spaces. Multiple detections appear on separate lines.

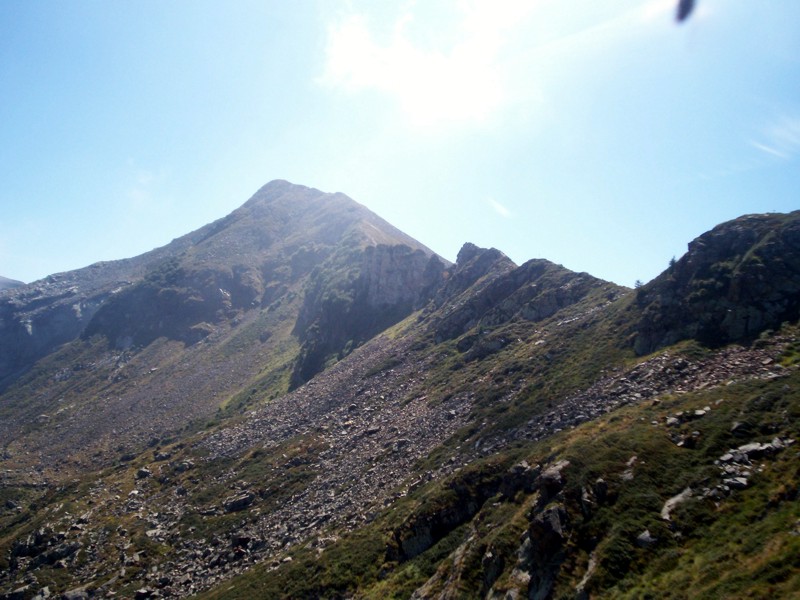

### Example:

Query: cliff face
xmin=360 ymin=244 xmax=444 ymax=310
xmin=0 ymin=260 xmax=165 ymax=390
xmin=633 ymin=212 xmax=800 ymax=354
xmin=290 ymin=244 xmax=445 ymax=387
xmin=430 ymin=243 xmax=612 ymax=349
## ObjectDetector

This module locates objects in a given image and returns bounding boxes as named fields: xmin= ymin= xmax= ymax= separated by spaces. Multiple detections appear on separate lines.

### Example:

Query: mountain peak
xmin=0 ymin=181 xmax=443 ymax=392
xmin=244 ymin=179 xmax=329 ymax=209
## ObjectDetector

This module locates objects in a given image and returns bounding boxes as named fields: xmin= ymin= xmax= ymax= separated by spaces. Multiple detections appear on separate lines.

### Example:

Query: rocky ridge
xmin=508 ymin=339 xmax=790 ymax=446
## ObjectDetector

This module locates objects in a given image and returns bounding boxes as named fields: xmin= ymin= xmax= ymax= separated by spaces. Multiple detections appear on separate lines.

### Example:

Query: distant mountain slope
xmin=0 ymin=223 xmax=200 ymax=391
xmin=0 ymin=276 xmax=24 ymax=291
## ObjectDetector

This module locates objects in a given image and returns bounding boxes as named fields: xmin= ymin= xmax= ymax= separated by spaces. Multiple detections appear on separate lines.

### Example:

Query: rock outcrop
xmin=432 ymin=244 xmax=613 ymax=349
xmin=81 ymin=257 xmax=268 ymax=348
xmin=0 ymin=262 xmax=151 ymax=390
xmin=634 ymin=211 xmax=800 ymax=354
xmin=290 ymin=244 xmax=445 ymax=387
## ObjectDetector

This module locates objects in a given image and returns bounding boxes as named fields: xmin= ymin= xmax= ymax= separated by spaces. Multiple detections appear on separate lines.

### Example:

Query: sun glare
xmin=320 ymin=3 xmax=537 ymax=128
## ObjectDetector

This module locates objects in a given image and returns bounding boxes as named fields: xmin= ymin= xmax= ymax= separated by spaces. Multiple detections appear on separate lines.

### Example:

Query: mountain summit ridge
xmin=0 ymin=181 xmax=438 ymax=388
xmin=0 ymin=181 xmax=450 ymax=469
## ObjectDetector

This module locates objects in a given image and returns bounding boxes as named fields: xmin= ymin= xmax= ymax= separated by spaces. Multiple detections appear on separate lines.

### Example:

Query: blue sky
xmin=1 ymin=0 xmax=798 ymax=286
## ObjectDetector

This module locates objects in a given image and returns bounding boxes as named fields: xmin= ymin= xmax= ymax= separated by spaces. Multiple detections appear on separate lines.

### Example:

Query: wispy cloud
xmin=319 ymin=2 xmax=540 ymax=128
xmin=488 ymin=197 xmax=511 ymax=218
xmin=751 ymin=114 xmax=800 ymax=160
xmin=751 ymin=141 xmax=790 ymax=160
xmin=319 ymin=2 xmax=671 ymax=131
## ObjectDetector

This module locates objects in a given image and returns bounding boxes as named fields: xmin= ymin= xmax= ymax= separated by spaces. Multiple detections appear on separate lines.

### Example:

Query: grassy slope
xmin=1 ymin=314 xmax=796 ymax=598
xmin=3 ymin=274 xmax=796 ymax=599
xmin=0 ymin=269 xmax=684 ymax=596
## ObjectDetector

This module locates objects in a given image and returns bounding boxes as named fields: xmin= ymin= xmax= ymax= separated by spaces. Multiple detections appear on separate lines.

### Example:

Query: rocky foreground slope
xmin=0 ymin=193 xmax=798 ymax=599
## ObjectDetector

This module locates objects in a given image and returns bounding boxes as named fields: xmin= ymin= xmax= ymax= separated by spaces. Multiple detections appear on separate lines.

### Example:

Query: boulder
xmin=636 ymin=529 xmax=658 ymax=548
xmin=223 ymin=491 xmax=255 ymax=513
xmin=500 ymin=461 xmax=541 ymax=499
xmin=724 ymin=477 xmax=749 ymax=490
xmin=538 ymin=460 xmax=570 ymax=501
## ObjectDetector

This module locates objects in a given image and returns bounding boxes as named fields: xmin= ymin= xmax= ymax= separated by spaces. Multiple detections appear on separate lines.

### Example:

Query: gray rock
xmin=223 ymin=491 xmax=255 ymax=513
xmin=661 ymin=487 xmax=692 ymax=521
xmin=635 ymin=529 xmax=658 ymax=548
xmin=737 ymin=442 xmax=771 ymax=459
xmin=31 ymin=586 xmax=52 ymax=600
xmin=539 ymin=460 xmax=570 ymax=500
xmin=7 ymin=585 xmax=31 ymax=600
xmin=724 ymin=477 xmax=749 ymax=490
xmin=531 ymin=504 xmax=568 ymax=542
xmin=500 ymin=461 xmax=540 ymax=498
xmin=730 ymin=421 xmax=751 ymax=437
xmin=173 ymin=460 xmax=194 ymax=472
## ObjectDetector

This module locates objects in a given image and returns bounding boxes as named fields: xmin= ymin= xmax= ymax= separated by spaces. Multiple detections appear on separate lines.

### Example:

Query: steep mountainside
xmin=0 ymin=181 xmax=443 ymax=475
xmin=0 ymin=199 xmax=799 ymax=600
